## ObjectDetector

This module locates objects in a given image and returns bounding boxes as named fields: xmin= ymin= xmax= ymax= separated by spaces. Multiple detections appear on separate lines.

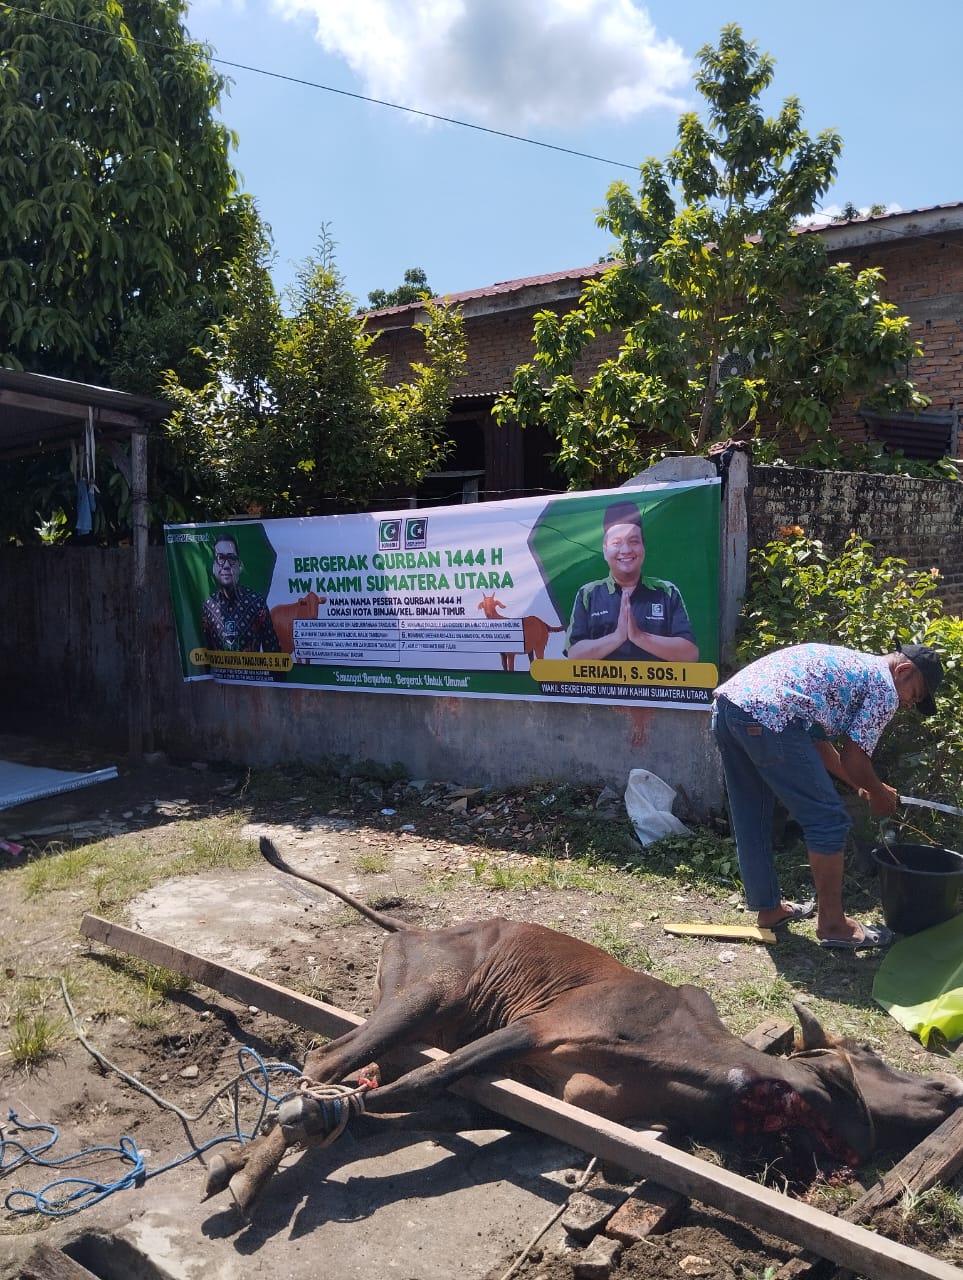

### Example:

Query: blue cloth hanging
xmin=75 ymin=480 xmax=92 ymax=535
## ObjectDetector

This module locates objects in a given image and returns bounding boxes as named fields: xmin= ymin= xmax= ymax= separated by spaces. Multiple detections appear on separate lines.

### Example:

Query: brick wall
xmin=372 ymin=225 xmax=963 ymax=464
xmin=375 ymin=303 xmax=623 ymax=395
xmin=826 ymin=232 xmax=963 ymax=443
xmin=748 ymin=465 xmax=963 ymax=613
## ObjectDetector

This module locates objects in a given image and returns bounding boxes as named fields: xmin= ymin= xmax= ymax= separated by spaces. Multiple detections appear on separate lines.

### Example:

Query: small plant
xmin=357 ymin=849 xmax=389 ymax=874
xmin=187 ymin=823 xmax=257 ymax=869
xmin=732 ymin=976 xmax=797 ymax=1012
xmin=8 ymin=1006 xmax=65 ymax=1069
xmin=34 ymin=508 xmax=69 ymax=545
xmin=635 ymin=830 xmax=740 ymax=888
xmin=469 ymin=854 xmax=622 ymax=895
xmin=591 ymin=919 xmax=652 ymax=970
xmin=22 ymin=844 xmax=96 ymax=896
xmin=899 ymin=1183 xmax=963 ymax=1233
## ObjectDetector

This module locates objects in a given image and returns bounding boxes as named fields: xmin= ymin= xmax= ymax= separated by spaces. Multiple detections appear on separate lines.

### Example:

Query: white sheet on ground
xmin=0 ymin=760 xmax=119 ymax=810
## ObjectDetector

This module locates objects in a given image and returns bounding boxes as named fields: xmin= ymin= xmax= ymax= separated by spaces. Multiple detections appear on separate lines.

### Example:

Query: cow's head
xmin=790 ymin=1001 xmax=963 ymax=1160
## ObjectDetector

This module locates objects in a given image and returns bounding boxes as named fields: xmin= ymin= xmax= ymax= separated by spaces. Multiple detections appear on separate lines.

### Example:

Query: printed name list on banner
xmin=164 ymin=479 xmax=720 ymax=710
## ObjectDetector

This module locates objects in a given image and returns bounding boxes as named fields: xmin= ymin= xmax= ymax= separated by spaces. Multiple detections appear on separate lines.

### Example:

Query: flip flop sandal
xmin=818 ymin=923 xmax=893 ymax=951
xmin=770 ymin=898 xmax=816 ymax=928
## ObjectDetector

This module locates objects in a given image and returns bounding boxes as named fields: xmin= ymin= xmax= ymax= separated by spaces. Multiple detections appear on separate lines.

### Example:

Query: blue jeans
xmin=710 ymin=696 xmax=851 ymax=911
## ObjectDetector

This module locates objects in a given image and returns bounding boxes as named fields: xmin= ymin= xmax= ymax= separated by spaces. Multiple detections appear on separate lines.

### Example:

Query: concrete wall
xmin=0 ymin=545 xmax=722 ymax=812
xmin=3 ymin=460 xmax=958 ymax=812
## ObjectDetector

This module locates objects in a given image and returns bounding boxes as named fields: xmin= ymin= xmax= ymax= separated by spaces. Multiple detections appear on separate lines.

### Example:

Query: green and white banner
xmin=164 ymin=479 xmax=720 ymax=709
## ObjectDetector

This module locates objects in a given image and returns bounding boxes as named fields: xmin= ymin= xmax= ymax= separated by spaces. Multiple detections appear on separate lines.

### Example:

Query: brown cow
xmin=477 ymin=592 xmax=565 ymax=672
xmin=206 ymin=839 xmax=963 ymax=1213
xmin=270 ymin=591 xmax=325 ymax=661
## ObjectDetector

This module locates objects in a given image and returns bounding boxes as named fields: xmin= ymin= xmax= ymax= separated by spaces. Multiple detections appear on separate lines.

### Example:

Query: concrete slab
xmin=1 ymin=1123 xmax=585 ymax=1280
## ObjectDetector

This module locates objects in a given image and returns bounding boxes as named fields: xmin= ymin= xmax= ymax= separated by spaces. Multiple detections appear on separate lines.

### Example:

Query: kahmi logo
xmin=405 ymin=517 xmax=428 ymax=549
xmin=379 ymin=519 xmax=401 ymax=550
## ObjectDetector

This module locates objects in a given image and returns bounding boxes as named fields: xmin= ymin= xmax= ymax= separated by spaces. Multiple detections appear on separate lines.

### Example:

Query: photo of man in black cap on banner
xmin=565 ymin=499 xmax=700 ymax=662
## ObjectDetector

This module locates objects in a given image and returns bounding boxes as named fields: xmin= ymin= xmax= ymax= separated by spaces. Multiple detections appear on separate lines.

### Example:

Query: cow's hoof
xmin=203 ymin=1149 xmax=240 ymax=1200
xmin=227 ymin=1125 xmax=287 ymax=1218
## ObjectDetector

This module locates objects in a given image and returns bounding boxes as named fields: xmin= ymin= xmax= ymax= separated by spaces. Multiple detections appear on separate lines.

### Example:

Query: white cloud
xmin=271 ymin=0 xmax=691 ymax=129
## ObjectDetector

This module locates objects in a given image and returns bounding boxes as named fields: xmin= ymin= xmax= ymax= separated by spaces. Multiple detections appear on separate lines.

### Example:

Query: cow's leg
xmin=360 ymin=1021 xmax=539 ymax=1113
xmin=301 ymin=983 xmax=454 ymax=1084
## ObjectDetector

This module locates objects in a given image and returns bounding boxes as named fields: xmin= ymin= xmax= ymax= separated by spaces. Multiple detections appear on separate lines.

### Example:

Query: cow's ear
xmin=793 ymin=1000 xmax=832 ymax=1050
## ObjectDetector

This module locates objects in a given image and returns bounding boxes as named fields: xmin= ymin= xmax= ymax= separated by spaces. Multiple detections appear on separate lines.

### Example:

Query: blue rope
xmin=2 ymin=1048 xmax=302 ymax=1218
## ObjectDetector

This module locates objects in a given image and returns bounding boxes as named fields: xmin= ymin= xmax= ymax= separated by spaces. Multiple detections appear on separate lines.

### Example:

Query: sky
xmin=184 ymin=0 xmax=963 ymax=309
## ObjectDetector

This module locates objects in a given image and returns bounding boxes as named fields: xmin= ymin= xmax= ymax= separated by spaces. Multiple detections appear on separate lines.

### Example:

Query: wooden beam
xmin=0 ymin=388 xmax=145 ymax=430
xmin=128 ymin=427 xmax=150 ymax=760
xmin=79 ymin=914 xmax=963 ymax=1280
xmin=846 ymin=1108 xmax=963 ymax=1220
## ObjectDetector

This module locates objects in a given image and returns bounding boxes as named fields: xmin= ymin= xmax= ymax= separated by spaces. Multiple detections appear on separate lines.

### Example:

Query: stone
xmin=572 ymin=1234 xmax=622 ymax=1279
xmin=606 ymin=1182 xmax=687 ymax=1243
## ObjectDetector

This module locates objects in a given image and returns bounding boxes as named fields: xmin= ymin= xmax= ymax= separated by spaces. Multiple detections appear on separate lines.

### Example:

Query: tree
xmin=496 ymin=26 xmax=924 ymax=488
xmin=0 ymin=0 xmax=242 ymax=385
xmin=366 ymin=267 xmax=432 ymax=311
xmin=162 ymin=226 xmax=466 ymax=516
xmin=833 ymin=202 xmax=888 ymax=222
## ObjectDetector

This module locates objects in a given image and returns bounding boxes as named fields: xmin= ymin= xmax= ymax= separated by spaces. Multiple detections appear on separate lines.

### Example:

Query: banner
xmin=164 ymin=479 xmax=720 ymax=709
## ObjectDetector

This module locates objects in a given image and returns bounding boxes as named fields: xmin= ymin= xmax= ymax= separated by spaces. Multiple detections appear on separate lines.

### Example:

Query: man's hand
xmin=859 ymin=784 xmax=899 ymax=817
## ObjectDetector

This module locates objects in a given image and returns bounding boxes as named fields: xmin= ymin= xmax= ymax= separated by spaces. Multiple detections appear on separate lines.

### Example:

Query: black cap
xmin=602 ymin=500 xmax=643 ymax=534
xmin=899 ymin=643 xmax=943 ymax=717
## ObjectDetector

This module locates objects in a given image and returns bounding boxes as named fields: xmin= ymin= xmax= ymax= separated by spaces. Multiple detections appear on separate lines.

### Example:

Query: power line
xmin=6 ymin=4 xmax=640 ymax=172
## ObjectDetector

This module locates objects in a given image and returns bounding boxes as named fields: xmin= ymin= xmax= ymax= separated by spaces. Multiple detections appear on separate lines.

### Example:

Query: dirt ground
xmin=1 ymin=737 xmax=961 ymax=1279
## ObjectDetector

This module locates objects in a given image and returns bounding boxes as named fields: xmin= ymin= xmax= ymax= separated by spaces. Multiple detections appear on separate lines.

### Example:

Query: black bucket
xmin=872 ymin=843 xmax=963 ymax=935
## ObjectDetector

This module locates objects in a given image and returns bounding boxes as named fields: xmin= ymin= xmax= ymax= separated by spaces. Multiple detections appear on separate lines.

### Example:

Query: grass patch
xmin=590 ymin=918 xmax=652 ymax=970
xmin=468 ymin=854 xmax=630 ymax=895
xmin=628 ymin=829 xmax=741 ymax=889
xmin=357 ymin=849 xmax=390 ymax=874
xmin=899 ymin=1183 xmax=963 ymax=1233
xmin=7 ymin=1005 xmax=66 ymax=1069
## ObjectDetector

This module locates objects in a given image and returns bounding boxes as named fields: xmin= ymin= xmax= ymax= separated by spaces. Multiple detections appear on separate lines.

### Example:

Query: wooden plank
xmin=81 ymin=914 xmax=365 ymax=1040
xmin=80 ymin=913 xmax=963 ymax=1280
xmin=844 ymin=1107 xmax=963 ymax=1220
xmin=742 ymin=1017 xmax=795 ymax=1056
xmin=664 ymin=922 xmax=777 ymax=944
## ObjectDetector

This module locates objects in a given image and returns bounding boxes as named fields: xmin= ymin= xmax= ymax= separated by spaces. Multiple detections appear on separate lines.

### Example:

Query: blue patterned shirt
xmin=714 ymin=644 xmax=898 ymax=755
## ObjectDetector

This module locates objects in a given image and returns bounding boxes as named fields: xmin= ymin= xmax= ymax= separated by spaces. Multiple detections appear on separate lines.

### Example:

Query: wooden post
xmin=128 ymin=427 xmax=150 ymax=760
xmin=719 ymin=448 xmax=748 ymax=672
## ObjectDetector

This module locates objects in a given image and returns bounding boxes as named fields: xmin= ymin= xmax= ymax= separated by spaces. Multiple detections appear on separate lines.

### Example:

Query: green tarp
xmin=873 ymin=912 xmax=963 ymax=1045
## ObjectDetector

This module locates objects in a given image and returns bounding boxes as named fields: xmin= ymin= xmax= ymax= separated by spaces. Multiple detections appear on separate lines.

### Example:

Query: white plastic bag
xmin=624 ymin=768 xmax=692 ymax=846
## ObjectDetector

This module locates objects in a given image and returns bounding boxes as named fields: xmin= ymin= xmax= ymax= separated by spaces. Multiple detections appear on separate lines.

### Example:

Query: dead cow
xmin=207 ymin=838 xmax=963 ymax=1211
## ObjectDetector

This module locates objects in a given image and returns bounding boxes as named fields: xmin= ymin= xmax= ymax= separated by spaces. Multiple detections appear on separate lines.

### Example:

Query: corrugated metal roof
xmin=0 ymin=370 xmax=169 ymax=458
xmin=364 ymin=202 xmax=963 ymax=321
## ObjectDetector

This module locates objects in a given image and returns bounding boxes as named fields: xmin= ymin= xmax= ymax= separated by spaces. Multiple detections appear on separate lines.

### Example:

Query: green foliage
xmin=8 ymin=1006 xmax=65 ymax=1070
xmin=496 ymin=26 xmax=923 ymax=487
xmin=738 ymin=530 xmax=942 ymax=662
xmin=591 ymin=919 xmax=653 ymax=970
xmin=163 ymin=224 xmax=466 ymax=516
xmin=739 ymin=528 xmax=963 ymax=838
xmin=33 ymin=508 xmax=69 ymax=545
xmin=0 ymin=0 xmax=242 ymax=384
xmin=366 ymin=267 xmax=432 ymax=311
xmin=628 ymin=829 xmax=740 ymax=887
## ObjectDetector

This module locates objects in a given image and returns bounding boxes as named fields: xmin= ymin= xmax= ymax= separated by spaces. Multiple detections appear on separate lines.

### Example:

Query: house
xmin=366 ymin=203 xmax=963 ymax=503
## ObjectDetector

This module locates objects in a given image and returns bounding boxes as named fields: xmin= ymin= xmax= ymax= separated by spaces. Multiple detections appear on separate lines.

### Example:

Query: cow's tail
xmin=259 ymin=837 xmax=414 ymax=932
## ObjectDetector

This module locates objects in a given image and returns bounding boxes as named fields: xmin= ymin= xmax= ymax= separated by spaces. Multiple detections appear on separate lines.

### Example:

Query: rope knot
xmin=278 ymin=1081 xmax=372 ymax=1149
